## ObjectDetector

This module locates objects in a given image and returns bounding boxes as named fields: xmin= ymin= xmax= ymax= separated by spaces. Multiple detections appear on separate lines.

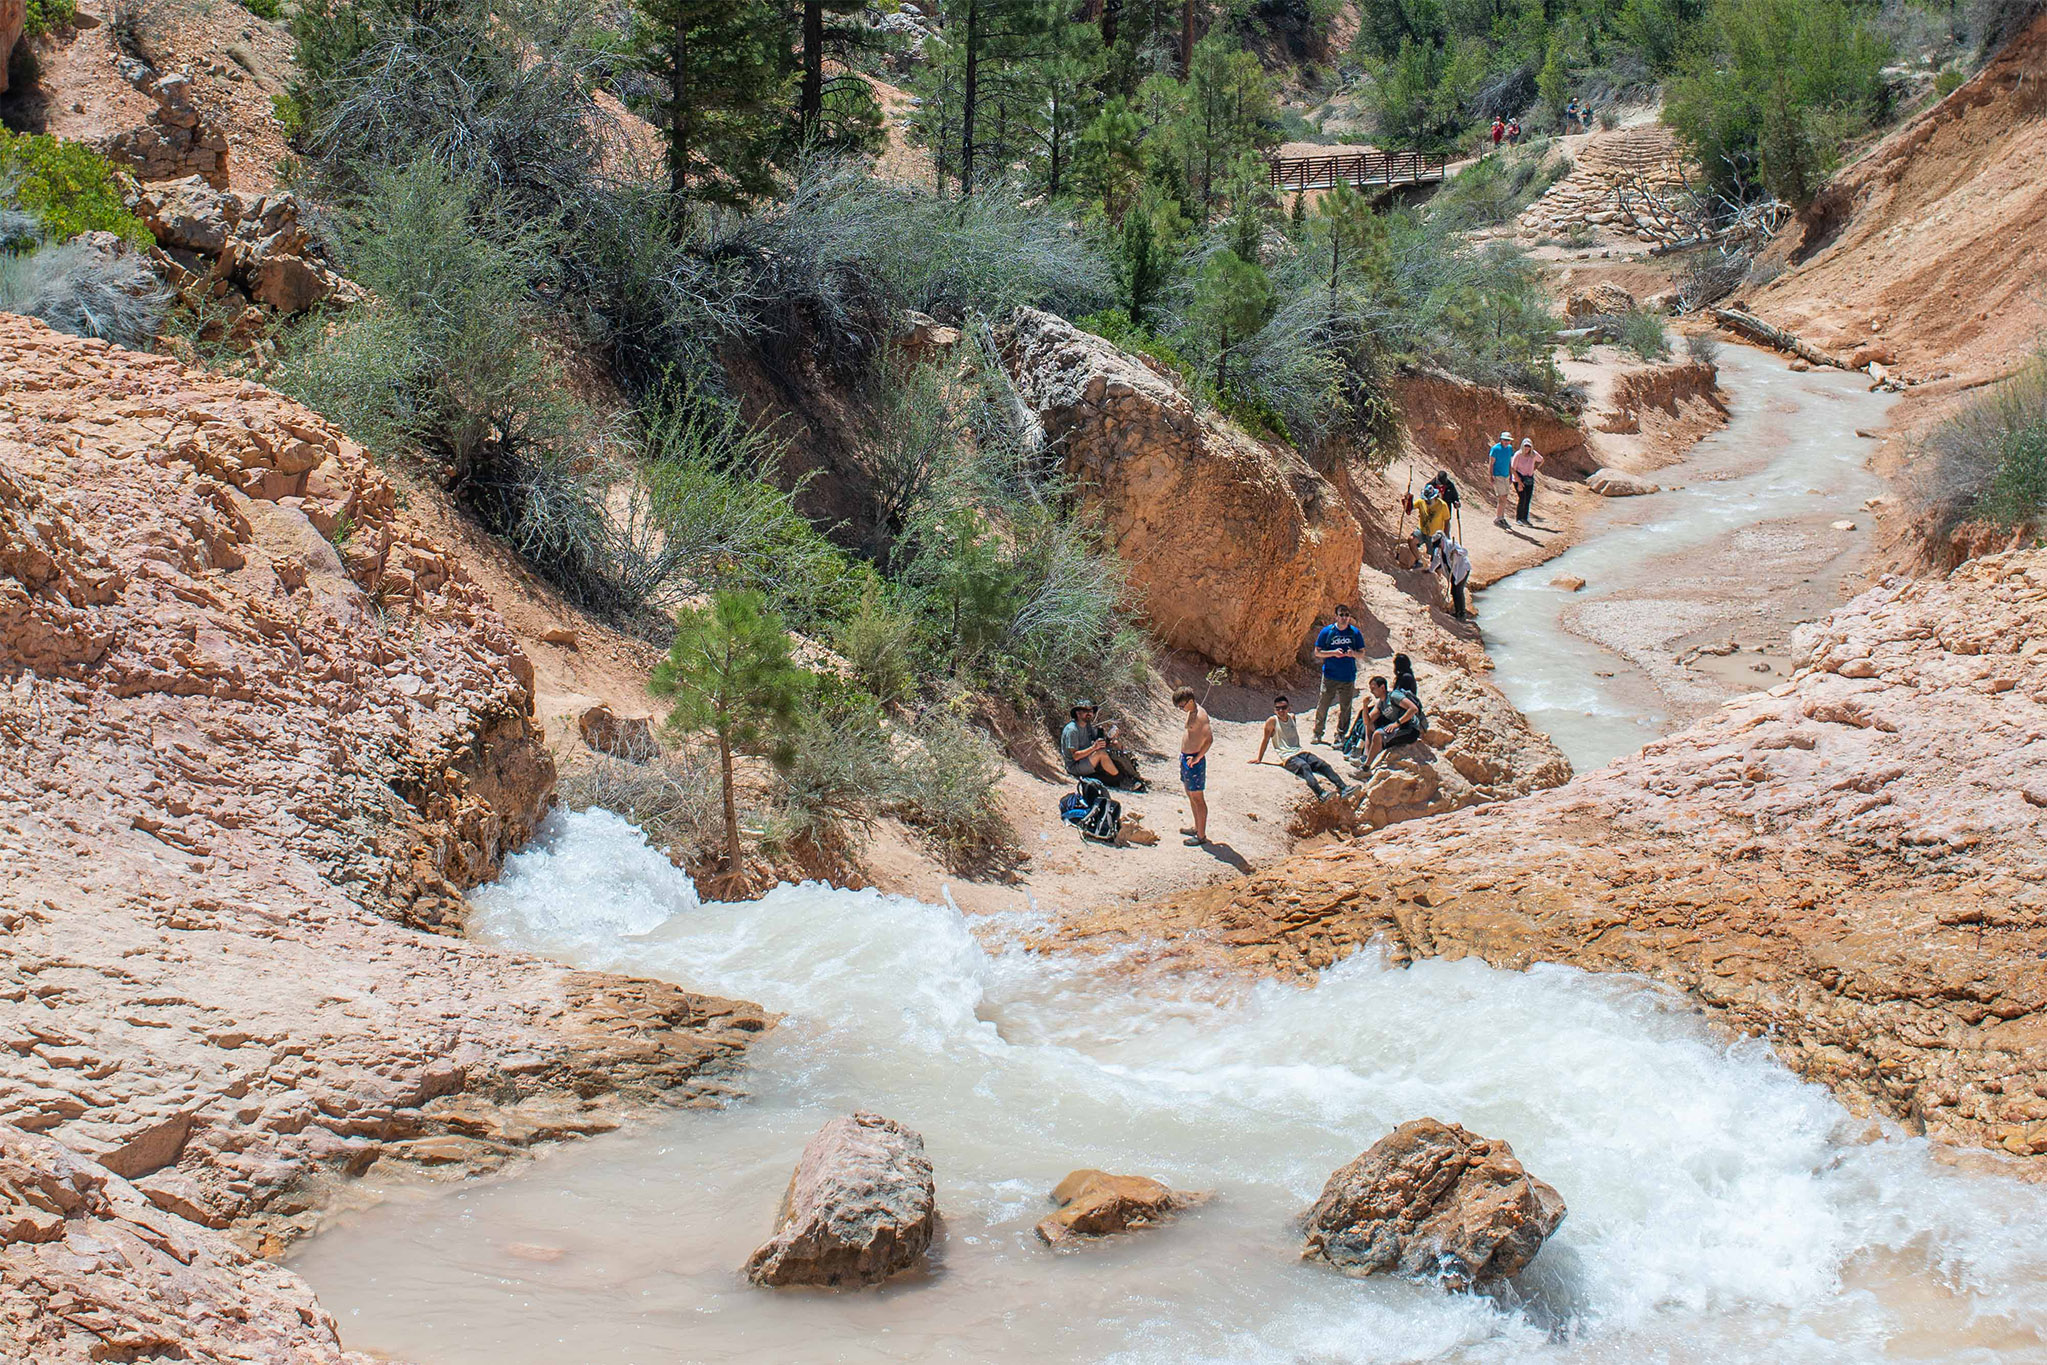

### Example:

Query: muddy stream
xmin=290 ymin=347 xmax=2047 ymax=1363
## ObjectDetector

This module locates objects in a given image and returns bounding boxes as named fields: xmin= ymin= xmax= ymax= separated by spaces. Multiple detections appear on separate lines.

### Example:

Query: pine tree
xmin=652 ymin=590 xmax=811 ymax=893
xmin=1192 ymin=248 xmax=1273 ymax=389
xmin=920 ymin=0 xmax=1058 ymax=194
xmin=633 ymin=0 xmax=789 ymax=210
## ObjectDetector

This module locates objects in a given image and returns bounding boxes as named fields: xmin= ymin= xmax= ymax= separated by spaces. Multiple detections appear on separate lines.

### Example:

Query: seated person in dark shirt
xmin=1060 ymin=701 xmax=1143 ymax=789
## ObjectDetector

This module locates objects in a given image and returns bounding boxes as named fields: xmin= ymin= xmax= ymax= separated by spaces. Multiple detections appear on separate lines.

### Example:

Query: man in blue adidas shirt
xmin=1488 ymin=431 xmax=1515 ymax=527
xmin=1311 ymin=604 xmax=1367 ymax=745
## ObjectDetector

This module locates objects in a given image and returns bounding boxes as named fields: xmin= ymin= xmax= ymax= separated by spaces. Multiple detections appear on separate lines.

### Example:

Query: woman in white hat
xmin=1511 ymin=437 xmax=1544 ymax=525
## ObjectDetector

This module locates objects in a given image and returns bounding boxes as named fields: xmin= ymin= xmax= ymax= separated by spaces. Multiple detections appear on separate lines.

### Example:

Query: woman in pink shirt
xmin=1511 ymin=438 xmax=1542 ymax=525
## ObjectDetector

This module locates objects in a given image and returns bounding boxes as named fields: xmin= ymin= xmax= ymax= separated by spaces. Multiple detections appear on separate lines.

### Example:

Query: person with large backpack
xmin=1427 ymin=531 xmax=1473 ymax=621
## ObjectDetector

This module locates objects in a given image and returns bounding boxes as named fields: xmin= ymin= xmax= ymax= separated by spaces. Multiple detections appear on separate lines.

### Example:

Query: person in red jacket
xmin=1490 ymin=118 xmax=1505 ymax=152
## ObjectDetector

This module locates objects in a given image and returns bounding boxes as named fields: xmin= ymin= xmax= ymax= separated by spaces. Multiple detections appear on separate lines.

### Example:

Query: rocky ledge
xmin=1056 ymin=550 xmax=2047 ymax=1164
xmin=0 ymin=317 xmax=767 ymax=1349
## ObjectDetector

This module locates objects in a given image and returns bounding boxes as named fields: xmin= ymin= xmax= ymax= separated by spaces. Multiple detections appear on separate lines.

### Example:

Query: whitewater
xmin=289 ymin=808 xmax=2047 ymax=1363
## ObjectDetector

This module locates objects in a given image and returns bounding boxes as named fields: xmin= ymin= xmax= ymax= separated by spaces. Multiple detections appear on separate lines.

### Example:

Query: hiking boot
xmin=1493 ymin=516 xmax=1508 ymax=528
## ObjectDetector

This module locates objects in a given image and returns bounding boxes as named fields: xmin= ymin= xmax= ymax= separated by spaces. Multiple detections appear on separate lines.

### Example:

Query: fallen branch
xmin=1710 ymin=307 xmax=1848 ymax=369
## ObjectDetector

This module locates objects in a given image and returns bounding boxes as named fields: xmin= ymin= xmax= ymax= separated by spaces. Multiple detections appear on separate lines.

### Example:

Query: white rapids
xmin=288 ymin=809 xmax=2047 ymax=1363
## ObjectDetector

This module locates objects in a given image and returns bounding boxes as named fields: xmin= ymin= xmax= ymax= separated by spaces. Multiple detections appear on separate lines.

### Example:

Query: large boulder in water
xmin=1000 ymin=307 xmax=1364 ymax=675
xmin=1300 ymin=1118 xmax=1565 ymax=1290
xmin=1034 ymin=1169 xmax=1208 ymax=1247
xmin=745 ymin=1112 xmax=937 ymax=1288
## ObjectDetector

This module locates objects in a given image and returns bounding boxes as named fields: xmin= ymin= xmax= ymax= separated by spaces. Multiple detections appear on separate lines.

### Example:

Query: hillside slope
xmin=1748 ymin=12 xmax=2047 ymax=386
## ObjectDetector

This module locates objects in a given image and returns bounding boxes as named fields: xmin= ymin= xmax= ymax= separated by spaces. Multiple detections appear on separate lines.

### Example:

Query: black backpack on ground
xmin=1060 ymin=777 xmax=1123 ymax=844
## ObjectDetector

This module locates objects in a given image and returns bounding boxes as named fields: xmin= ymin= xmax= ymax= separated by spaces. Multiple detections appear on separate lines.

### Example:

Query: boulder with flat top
xmin=745 ymin=1113 xmax=937 ymax=1288
xmin=1034 ymin=1169 xmax=1208 ymax=1247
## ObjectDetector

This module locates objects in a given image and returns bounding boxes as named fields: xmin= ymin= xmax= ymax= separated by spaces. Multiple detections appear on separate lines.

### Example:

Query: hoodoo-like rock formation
xmin=0 ymin=316 xmax=767 ymax=1285
xmin=1058 ymin=549 xmax=2047 ymax=1164
xmin=1002 ymin=308 xmax=1364 ymax=675
xmin=746 ymin=1112 xmax=938 ymax=1288
xmin=1034 ymin=1168 xmax=1207 ymax=1247
xmin=0 ymin=1122 xmax=372 ymax=1364
xmin=1301 ymin=1119 xmax=1565 ymax=1289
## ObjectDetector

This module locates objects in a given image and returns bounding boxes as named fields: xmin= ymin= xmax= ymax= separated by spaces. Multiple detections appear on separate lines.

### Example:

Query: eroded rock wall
xmin=1059 ymin=550 xmax=2047 ymax=1164
xmin=1002 ymin=308 xmax=1364 ymax=675
xmin=0 ymin=317 xmax=766 ymax=1280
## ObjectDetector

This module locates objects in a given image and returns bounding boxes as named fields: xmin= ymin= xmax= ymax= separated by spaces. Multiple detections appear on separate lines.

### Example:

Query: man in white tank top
xmin=1250 ymin=696 xmax=1351 ymax=801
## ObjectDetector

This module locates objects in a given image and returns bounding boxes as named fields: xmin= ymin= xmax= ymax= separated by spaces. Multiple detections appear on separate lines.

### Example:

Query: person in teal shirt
xmin=1488 ymin=432 xmax=1514 ymax=527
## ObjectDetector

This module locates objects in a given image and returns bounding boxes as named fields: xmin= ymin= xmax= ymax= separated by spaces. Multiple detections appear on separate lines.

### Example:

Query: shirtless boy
xmin=1173 ymin=686 xmax=1213 ymax=846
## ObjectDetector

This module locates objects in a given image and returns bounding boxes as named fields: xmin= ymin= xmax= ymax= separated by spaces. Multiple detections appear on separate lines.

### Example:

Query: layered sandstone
xmin=1058 ymin=550 xmax=2047 ymax=1164
xmin=1003 ymin=308 xmax=1364 ymax=675
xmin=0 ymin=1122 xmax=372 ymax=1364
xmin=0 ymin=314 xmax=766 ymax=1290
xmin=1394 ymin=368 xmax=1590 ymax=478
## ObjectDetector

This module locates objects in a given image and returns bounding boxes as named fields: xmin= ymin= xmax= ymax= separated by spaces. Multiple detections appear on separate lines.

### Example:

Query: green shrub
xmin=1432 ymin=146 xmax=1569 ymax=229
xmin=837 ymin=582 xmax=920 ymax=707
xmin=888 ymin=709 xmax=1015 ymax=870
xmin=1913 ymin=356 xmax=2047 ymax=537
xmin=1934 ymin=68 xmax=1966 ymax=97
xmin=24 ymin=0 xmax=79 ymax=39
xmin=0 ymin=237 xmax=168 ymax=350
xmin=1617 ymin=307 xmax=1672 ymax=360
xmin=0 ymin=131 xmax=152 ymax=246
xmin=240 ymin=0 xmax=282 ymax=18
xmin=1666 ymin=0 xmax=1890 ymax=206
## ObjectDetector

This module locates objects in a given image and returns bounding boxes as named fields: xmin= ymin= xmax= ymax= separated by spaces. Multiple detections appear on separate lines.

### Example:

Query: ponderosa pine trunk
xmin=960 ymin=0 xmax=981 ymax=194
xmin=718 ymin=728 xmax=743 ymax=888
xmin=801 ymin=0 xmax=824 ymax=141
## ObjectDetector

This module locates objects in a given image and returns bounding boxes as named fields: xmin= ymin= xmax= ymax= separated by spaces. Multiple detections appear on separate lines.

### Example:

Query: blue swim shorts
xmin=1179 ymin=753 xmax=1207 ymax=793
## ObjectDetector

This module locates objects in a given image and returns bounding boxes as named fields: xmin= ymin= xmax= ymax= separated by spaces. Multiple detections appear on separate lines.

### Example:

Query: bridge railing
xmin=1264 ymin=149 xmax=1449 ymax=192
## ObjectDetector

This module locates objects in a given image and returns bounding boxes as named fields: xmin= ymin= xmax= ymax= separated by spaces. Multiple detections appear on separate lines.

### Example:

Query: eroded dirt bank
xmin=1054 ymin=548 xmax=2047 ymax=1167
xmin=0 ymin=317 xmax=765 ymax=1359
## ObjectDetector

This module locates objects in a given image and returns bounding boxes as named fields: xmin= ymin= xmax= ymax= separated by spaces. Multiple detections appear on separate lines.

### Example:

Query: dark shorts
xmin=1379 ymin=722 xmax=1423 ymax=749
xmin=1179 ymin=753 xmax=1207 ymax=792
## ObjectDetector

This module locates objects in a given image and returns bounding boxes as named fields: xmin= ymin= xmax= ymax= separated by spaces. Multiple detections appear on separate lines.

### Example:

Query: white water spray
xmin=293 ymin=810 xmax=2046 ymax=1363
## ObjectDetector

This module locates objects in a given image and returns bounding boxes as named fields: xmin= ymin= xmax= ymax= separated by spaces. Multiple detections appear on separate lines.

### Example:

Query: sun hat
xmin=1069 ymin=700 xmax=1096 ymax=718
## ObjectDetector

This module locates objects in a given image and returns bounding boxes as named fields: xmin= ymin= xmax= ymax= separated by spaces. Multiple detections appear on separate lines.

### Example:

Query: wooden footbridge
xmin=1264 ymin=148 xmax=1449 ymax=194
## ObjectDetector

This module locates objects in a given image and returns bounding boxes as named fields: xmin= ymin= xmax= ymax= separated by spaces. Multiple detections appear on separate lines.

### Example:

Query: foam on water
xmin=292 ymin=810 xmax=2047 ymax=1364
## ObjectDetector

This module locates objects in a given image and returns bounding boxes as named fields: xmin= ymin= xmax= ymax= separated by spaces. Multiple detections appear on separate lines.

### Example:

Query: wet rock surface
xmin=1301 ymin=1118 xmax=1565 ymax=1290
xmin=0 ymin=1122 xmax=374 ymax=1364
xmin=1001 ymin=307 xmax=1364 ymax=674
xmin=1034 ymin=1169 xmax=1208 ymax=1247
xmin=0 ymin=317 xmax=766 ymax=1293
xmin=747 ymin=1113 xmax=937 ymax=1288
xmin=1058 ymin=550 xmax=2047 ymax=1164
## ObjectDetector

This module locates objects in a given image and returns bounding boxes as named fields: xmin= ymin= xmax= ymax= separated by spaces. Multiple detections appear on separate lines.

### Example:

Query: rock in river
xmin=1035 ymin=1169 xmax=1208 ymax=1247
xmin=746 ymin=1113 xmax=937 ymax=1288
xmin=1300 ymin=1118 xmax=1565 ymax=1290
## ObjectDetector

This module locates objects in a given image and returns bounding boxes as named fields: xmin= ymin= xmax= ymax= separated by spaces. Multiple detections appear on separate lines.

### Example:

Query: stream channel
xmin=291 ymin=348 xmax=2047 ymax=1363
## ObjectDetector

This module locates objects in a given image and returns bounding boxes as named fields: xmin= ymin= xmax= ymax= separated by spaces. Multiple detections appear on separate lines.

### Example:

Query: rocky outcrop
xmin=0 ymin=0 xmax=23 ymax=96
xmin=746 ymin=1113 xmax=937 ymax=1288
xmin=0 ymin=1122 xmax=374 ymax=1364
xmin=1350 ymin=666 xmax=1571 ymax=830
xmin=1563 ymin=282 xmax=1637 ymax=320
xmin=1394 ymin=368 xmax=1590 ymax=478
xmin=1034 ymin=1169 xmax=1207 ymax=1247
xmin=0 ymin=317 xmax=767 ymax=1275
xmin=578 ymin=703 xmax=660 ymax=763
xmin=1055 ymin=550 xmax=2047 ymax=1164
xmin=1586 ymin=467 xmax=1659 ymax=496
xmin=102 ymin=61 xmax=229 ymax=188
xmin=1300 ymin=1119 xmax=1565 ymax=1290
xmin=1003 ymin=308 xmax=1364 ymax=675
xmin=129 ymin=176 xmax=364 ymax=354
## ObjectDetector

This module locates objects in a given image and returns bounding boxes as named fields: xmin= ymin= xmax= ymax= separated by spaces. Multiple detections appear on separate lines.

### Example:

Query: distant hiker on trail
xmin=1490 ymin=118 xmax=1505 ymax=152
xmin=1312 ymin=604 xmax=1367 ymax=745
xmin=1565 ymin=98 xmax=1580 ymax=130
xmin=1428 ymin=531 xmax=1473 ymax=621
xmin=1507 ymin=118 xmax=1522 ymax=144
xmin=1511 ymin=438 xmax=1544 ymax=525
xmin=1173 ymin=686 xmax=1213 ymax=846
xmin=1355 ymin=675 xmax=1423 ymax=772
xmin=1251 ymin=696 xmax=1351 ymax=801
xmin=1415 ymin=483 xmax=1451 ymax=541
xmin=1061 ymin=701 xmax=1145 ymax=790
xmin=1489 ymin=431 xmax=1515 ymax=526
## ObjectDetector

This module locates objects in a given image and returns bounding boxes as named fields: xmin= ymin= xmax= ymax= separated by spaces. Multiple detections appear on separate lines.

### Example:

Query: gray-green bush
xmin=1912 ymin=356 xmax=2047 ymax=538
xmin=0 ymin=237 xmax=167 ymax=350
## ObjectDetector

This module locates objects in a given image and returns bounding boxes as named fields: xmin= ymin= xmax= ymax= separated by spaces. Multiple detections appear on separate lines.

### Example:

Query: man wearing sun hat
xmin=1488 ymin=430 xmax=1514 ymax=527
